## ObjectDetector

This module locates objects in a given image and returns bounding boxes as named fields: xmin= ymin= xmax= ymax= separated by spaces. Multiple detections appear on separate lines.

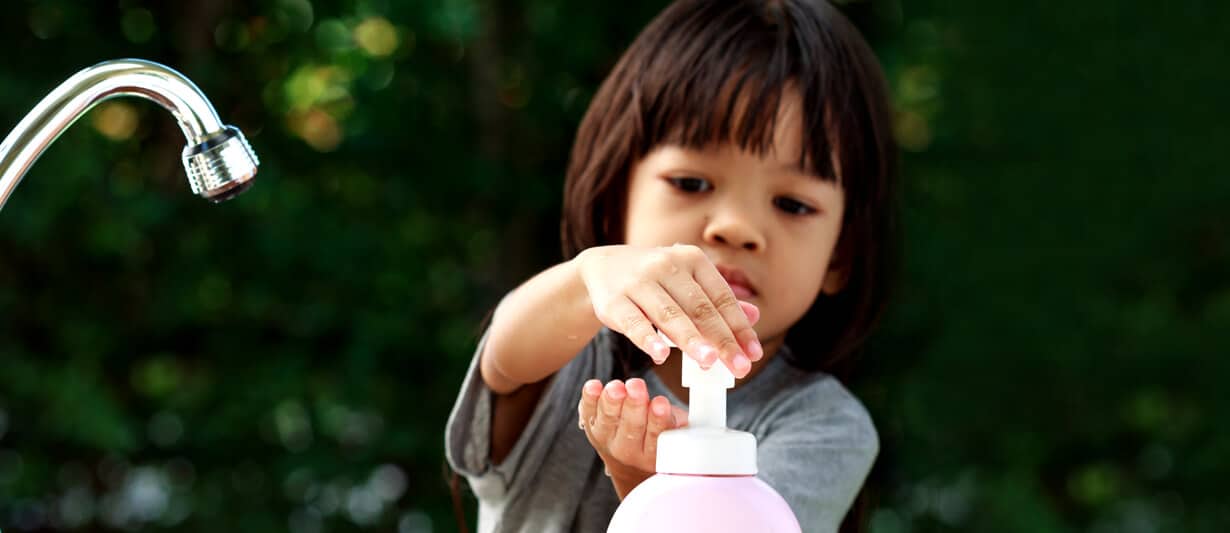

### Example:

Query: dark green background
xmin=0 ymin=1 xmax=1225 ymax=531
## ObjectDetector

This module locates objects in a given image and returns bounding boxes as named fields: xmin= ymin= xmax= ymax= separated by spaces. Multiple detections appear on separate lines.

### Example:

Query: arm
xmin=481 ymin=257 xmax=603 ymax=464
xmin=482 ymin=244 xmax=762 ymax=466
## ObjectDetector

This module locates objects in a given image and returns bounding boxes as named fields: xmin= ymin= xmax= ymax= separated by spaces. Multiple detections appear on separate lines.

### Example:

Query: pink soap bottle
xmin=607 ymin=336 xmax=801 ymax=533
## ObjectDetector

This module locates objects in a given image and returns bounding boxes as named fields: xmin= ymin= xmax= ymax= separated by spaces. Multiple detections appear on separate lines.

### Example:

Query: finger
xmin=628 ymin=280 xmax=709 ymax=366
xmin=610 ymin=378 xmax=651 ymax=470
xmin=643 ymin=395 xmax=675 ymax=463
xmin=600 ymin=294 xmax=670 ymax=363
xmin=736 ymin=300 xmax=763 ymax=361
xmin=671 ymin=405 xmax=689 ymax=428
xmin=578 ymin=379 xmax=602 ymax=432
xmin=692 ymin=262 xmax=763 ymax=367
xmin=658 ymin=274 xmax=749 ymax=377
xmin=589 ymin=380 xmax=625 ymax=444
xmin=739 ymin=300 xmax=760 ymax=326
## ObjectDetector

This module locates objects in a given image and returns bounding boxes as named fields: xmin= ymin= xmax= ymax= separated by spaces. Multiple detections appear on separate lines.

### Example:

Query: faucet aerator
xmin=183 ymin=126 xmax=259 ymax=202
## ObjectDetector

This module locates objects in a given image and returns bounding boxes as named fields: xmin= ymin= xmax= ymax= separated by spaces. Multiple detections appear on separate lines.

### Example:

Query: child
xmin=446 ymin=0 xmax=897 ymax=531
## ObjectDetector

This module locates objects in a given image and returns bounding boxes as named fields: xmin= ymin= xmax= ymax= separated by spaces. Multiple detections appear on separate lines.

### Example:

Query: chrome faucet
xmin=0 ymin=59 xmax=258 ymax=211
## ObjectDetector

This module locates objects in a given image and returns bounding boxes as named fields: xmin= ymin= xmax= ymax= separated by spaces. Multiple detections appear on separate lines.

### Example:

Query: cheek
xmin=774 ymin=262 xmax=826 ymax=307
xmin=622 ymin=180 xmax=654 ymax=244
xmin=623 ymin=184 xmax=688 ymax=246
xmin=623 ymin=201 xmax=665 ymax=246
xmin=761 ymin=245 xmax=832 ymax=327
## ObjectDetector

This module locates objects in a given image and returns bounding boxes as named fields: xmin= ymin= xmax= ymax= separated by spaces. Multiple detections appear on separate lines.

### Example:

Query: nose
xmin=702 ymin=203 xmax=766 ymax=252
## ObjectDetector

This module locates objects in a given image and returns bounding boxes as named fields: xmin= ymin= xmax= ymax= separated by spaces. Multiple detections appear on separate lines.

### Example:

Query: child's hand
xmin=577 ymin=377 xmax=686 ymax=495
xmin=575 ymin=244 xmax=763 ymax=378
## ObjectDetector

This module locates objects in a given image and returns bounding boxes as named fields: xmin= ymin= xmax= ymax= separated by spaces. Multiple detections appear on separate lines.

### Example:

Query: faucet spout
xmin=0 ymin=58 xmax=258 ymax=211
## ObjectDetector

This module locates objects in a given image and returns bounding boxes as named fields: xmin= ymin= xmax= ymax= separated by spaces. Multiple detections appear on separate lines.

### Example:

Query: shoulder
xmin=748 ymin=361 xmax=879 ymax=532
xmin=754 ymin=358 xmax=879 ymax=456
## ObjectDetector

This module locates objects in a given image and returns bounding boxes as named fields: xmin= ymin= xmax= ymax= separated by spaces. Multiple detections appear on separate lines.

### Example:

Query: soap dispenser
xmin=607 ymin=334 xmax=801 ymax=532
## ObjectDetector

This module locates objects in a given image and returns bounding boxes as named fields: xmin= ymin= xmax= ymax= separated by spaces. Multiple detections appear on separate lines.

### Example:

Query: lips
xmin=715 ymin=264 xmax=757 ymax=299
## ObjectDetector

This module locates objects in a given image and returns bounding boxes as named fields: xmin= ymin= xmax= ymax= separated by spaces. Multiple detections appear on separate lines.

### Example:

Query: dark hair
xmin=561 ymin=0 xmax=899 ymax=378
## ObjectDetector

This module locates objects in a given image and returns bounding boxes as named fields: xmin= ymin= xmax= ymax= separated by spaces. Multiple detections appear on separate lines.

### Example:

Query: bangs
xmin=633 ymin=2 xmax=845 ymax=181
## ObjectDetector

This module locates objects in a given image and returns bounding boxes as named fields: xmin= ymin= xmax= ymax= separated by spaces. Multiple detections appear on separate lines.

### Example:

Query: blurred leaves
xmin=860 ymin=1 xmax=1230 ymax=532
xmin=0 ymin=0 xmax=1226 ymax=532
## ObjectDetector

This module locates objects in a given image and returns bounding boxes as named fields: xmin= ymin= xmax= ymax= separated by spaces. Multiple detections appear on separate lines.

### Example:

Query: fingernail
xmin=584 ymin=380 xmax=601 ymax=397
xmin=652 ymin=401 xmax=667 ymax=417
xmin=651 ymin=341 xmax=667 ymax=362
xmin=605 ymin=382 xmax=625 ymax=400
xmin=733 ymin=354 xmax=751 ymax=376
xmin=747 ymin=339 xmax=764 ymax=361
xmin=626 ymin=379 xmax=646 ymax=399
xmin=693 ymin=343 xmax=716 ymax=366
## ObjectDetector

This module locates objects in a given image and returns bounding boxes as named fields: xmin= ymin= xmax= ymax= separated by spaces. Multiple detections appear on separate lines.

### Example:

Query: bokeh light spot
xmin=894 ymin=109 xmax=932 ymax=152
xmin=121 ymin=9 xmax=156 ymax=44
xmin=92 ymin=102 xmax=140 ymax=142
xmin=214 ymin=19 xmax=251 ymax=51
xmin=289 ymin=108 xmax=343 ymax=152
xmin=354 ymin=17 xmax=399 ymax=57
xmin=276 ymin=0 xmax=315 ymax=33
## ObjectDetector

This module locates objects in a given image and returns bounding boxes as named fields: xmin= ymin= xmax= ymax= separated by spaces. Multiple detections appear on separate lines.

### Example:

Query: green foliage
xmin=0 ymin=1 xmax=1224 ymax=532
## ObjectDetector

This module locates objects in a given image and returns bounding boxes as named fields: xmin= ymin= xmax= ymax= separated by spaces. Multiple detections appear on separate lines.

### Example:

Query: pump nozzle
xmin=655 ymin=332 xmax=758 ymax=475
xmin=660 ymin=332 xmax=734 ymax=428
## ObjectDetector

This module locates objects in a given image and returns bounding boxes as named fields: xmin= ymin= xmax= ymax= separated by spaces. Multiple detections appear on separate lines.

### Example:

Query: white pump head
xmin=654 ymin=332 xmax=758 ymax=475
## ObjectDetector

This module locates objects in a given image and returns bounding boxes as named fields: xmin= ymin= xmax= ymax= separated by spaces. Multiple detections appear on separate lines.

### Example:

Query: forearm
xmin=480 ymin=256 xmax=602 ymax=394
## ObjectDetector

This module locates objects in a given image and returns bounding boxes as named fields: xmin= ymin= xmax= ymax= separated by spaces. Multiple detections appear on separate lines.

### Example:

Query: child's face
xmin=623 ymin=98 xmax=846 ymax=346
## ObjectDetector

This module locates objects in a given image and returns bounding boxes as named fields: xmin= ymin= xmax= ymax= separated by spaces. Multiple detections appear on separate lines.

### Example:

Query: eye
xmin=773 ymin=196 xmax=818 ymax=216
xmin=666 ymin=177 xmax=713 ymax=193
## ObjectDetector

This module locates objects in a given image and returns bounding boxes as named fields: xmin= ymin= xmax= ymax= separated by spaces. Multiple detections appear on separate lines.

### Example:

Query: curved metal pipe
xmin=0 ymin=58 xmax=258 ymax=211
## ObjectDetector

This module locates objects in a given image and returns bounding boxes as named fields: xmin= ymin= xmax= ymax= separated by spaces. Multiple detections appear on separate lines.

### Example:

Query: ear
xmin=821 ymin=259 xmax=849 ymax=295
xmin=821 ymin=236 xmax=851 ymax=295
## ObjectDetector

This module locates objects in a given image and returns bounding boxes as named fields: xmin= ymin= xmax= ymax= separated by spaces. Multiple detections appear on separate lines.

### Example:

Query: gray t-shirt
xmin=445 ymin=327 xmax=878 ymax=533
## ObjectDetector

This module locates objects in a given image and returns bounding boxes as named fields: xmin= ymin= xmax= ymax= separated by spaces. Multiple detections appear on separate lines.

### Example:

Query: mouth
xmin=715 ymin=264 xmax=758 ymax=299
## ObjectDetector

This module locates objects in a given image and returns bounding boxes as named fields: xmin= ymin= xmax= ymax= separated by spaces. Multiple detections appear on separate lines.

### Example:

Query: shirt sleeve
xmin=443 ymin=325 xmax=614 ymax=504
xmin=754 ymin=378 xmax=880 ymax=533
